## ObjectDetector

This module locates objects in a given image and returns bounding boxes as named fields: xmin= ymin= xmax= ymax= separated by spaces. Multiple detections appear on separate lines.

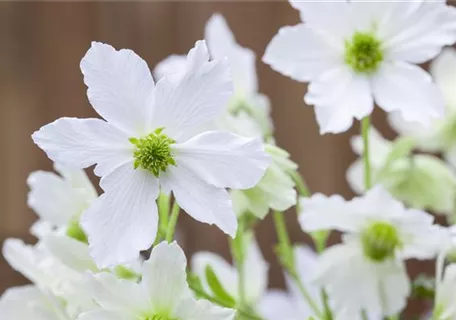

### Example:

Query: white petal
xmin=372 ymin=62 xmax=444 ymax=127
xmin=191 ymin=251 xmax=238 ymax=299
xmin=258 ymin=290 xmax=298 ymax=320
xmin=27 ymin=171 xmax=84 ymax=225
xmin=291 ymin=246 xmax=320 ymax=305
xmin=346 ymin=159 xmax=365 ymax=194
xmin=431 ymin=47 xmax=456 ymax=110
xmin=349 ymin=127 xmax=393 ymax=166
xmin=32 ymin=118 xmax=132 ymax=177
xmin=174 ymin=298 xmax=235 ymax=320
xmin=81 ymin=162 xmax=159 ymax=268
xmin=78 ymin=310 xmax=128 ymax=320
xmin=377 ymin=259 xmax=410 ymax=316
xmin=173 ymin=131 xmax=270 ymax=189
xmin=86 ymin=272 xmax=147 ymax=313
xmin=80 ymin=42 xmax=155 ymax=135
xmin=206 ymin=14 xmax=258 ymax=94
xmin=151 ymin=40 xmax=233 ymax=140
xmin=153 ymin=54 xmax=187 ymax=80
xmin=142 ymin=241 xmax=190 ymax=313
xmin=53 ymin=164 xmax=97 ymax=198
xmin=263 ymin=24 xmax=339 ymax=83
xmin=384 ymin=2 xmax=456 ymax=64
xmin=160 ymin=164 xmax=237 ymax=237
xmin=243 ymin=238 xmax=269 ymax=304
xmin=305 ymin=68 xmax=374 ymax=134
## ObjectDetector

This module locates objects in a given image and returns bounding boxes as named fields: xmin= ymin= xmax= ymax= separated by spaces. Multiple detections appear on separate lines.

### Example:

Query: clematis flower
xmin=32 ymin=40 xmax=270 ymax=268
xmin=263 ymin=0 xmax=456 ymax=134
xmin=390 ymin=48 xmax=456 ymax=168
xmin=77 ymin=241 xmax=235 ymax=320
xmin=27 ymin=163 xmax=97 ymax=241
xmin=347 ymin=127 xmax=456 ymax=218
xmin=299 ymin=186 xmax=444 ymax=318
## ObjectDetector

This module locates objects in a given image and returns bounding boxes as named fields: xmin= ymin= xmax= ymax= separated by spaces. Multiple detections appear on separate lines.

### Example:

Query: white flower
xmin=435 ymin=263 xmax=456 ymax=320
xmin=78 ymin=241 xmax=235 ymax=320
xmin=191 ymin=235 xmax=268 ymax=308
xmin=32 ymin=40 xmax=270 ymax=268
xmin=0 ymin=285 xmax=69 ymax=320
xmin=390 ymin=48 xmax=456 ymax=167
xmin=231 ymin=145 xmax=297 ymax=219
xmin=347 ymin=127 xmax=456 ymax=217
xmin=299 ymin=186 xmax=444 ymax=318
xmin=263 ymin=0 xmax=456 ymax=134
xmin=27 ymin=163 xmax=97 ymax=240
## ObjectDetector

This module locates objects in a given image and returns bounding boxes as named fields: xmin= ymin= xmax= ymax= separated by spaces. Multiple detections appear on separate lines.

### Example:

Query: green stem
xmin=158 ymin=193 xmax=170 ymax=226
xmin=289 ymin=170 xmax=310 ymax=197
xmin=231 ymin=218 xmax=247 ymax=308
xmin=272 ymin=211 xmax=322 ymax=318
xmin=321 ymin=289 xmax=333 ymax=320
xmin=361 ymin=117 xmax=372 ymax=190
xmin=165 ymin=201 xmax=180 ymax=242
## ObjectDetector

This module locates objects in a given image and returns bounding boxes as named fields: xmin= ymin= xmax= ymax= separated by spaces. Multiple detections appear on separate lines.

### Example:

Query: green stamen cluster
xmin=345 ymin=32 xmax=383 ymax=74
xmin=361 ymin=221 xmax=401 ymax=262
xmin=142 ymin=314 xmax=177 ymax=320
xmin=130 ymin=128 xmax=176 ymax=177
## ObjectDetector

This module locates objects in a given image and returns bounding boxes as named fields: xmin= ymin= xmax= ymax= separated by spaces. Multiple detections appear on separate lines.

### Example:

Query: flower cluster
xmin=3 ymin=2 xmax=456 ymax=320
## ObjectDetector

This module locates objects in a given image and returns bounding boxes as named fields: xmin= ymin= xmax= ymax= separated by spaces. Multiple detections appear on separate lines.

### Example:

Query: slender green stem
xmin=321 ymin=289 xmax=333 ymax=320
xmin=165 ymin=201 xmax=180 ymax=242
xmin=231 ymin=217 xmax=247 ymax=308
xmin=289 ymin=170 xmax=310 ymax=197
xmin=361 ymin=310 xmax=368 ymax=320
xmin=272 ymin=211 xmax=322 ymax=318
xmin=158 ymin=193 xmax=170 ymax=226
xmin=361 ymin=117 xmax=372 ymax=190
xmin=386 ymin=315 xmax=399 ymax=320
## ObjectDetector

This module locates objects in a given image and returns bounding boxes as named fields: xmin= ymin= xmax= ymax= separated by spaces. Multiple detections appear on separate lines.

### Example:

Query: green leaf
xmin=384 ymin=136 xmax=416 ymax=168
xmin=205 ymin=265 xmax=236 ymax=308
xmin=187 ymin=272 xmax=205 ymax=298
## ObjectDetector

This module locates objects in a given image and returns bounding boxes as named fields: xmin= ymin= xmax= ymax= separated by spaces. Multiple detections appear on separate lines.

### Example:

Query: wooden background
xmin=0 ymin=1 xmax=411 ymax=296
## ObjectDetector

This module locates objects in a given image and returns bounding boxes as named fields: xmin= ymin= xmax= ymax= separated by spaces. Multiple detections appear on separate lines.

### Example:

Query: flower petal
xmin=173 ymin=131 xmax=270 ymax=189
xmin=431 ymin=47 xmax=456 ymax=110
xmin=258 ymin=290 xmax=297 ymax=320
xmin=206 ymin=14 xmax=258 ymax=94
xmin=305 ymin=68 xmax=374 ymax=134
xmin=153 ymin=54 xmax=187 ymax=80
xmin=372 ymin=62 xmax=444 ymax=127
xmin=78 ymin=310 xmax=128 ymax=320
xmin=32 ymin=118 xmax=132 ymax=177
xmin=174 ymin=298 xmax=235 ymax=320
xmin=80 ymin=42 xmax=155 ymax=135
xmin=151 ymin=40 xmax=233 ymax=140
xmin=160 ymin=164 xmax=237 ymax=237
xmin=263 ymin=24 xmax=339 ymax=82
xmin=243 ymin=237 xmax=269 ymax=304
xmin=81 ymin=162 xmax=159 ymax=268
xmin=142 ymin=241 xmax=190 ymax=312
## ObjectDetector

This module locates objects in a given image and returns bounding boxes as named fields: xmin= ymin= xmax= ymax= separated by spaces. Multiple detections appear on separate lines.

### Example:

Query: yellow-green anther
xmin=130 ymin=128 xmax=176 ymax=177
xmin=361 ymin=221 xmax=401 ymax=262
xmin=345 ymin=32 xmax=383 ymax=74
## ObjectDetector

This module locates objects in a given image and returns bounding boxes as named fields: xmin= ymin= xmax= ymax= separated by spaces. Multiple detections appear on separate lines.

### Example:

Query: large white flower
xmin=299 ymin=186 xmax=444 ymax=318
xmin=27 ymin=163 xmax=97 ymax=240
xmin=32 ymin=40 xmax=270 ymax=268
xmin=191 ymin=234 xmax=269 ymax=308
xmin=263 ymin=0 xmax=456 ymax=134
xmin=390 ymin=48 xmax=456 ymax=167
xmin=434 ymin=263 xmax=456 ymax=320
xmin=78 ymin=241 xmax=235 ymax=320
xmin=347 ymin=127 xmax=456 ymax=218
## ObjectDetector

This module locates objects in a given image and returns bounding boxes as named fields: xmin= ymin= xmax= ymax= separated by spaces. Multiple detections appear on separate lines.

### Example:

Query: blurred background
xmin=0 ymin=1 xmax=422 ymax=300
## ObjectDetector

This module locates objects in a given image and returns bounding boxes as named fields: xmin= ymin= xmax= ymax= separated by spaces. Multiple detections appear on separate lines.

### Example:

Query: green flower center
xmin=361 ymin=221 xmax=401 ymax=262
xmin=66 ymin=218 xmax=88 ymax=243
xmin=130 ymin=128 xmax=176 ymax=177
xmin=345 ymin=32 xmax=383 ymax=74
xmin=142 ymin=314 xmax=177 ymax=320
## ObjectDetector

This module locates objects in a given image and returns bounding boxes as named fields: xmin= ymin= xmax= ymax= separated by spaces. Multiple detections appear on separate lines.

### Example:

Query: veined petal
xmin=151 ymin=40 xmax=233 ymax=140
xmin=173 ymin=131 xmax=270 ymax=189
xmin=153 ymin=54 xmax=187 ymax=81
xmin=160 ymin=165 xmax=237 ymax=237
xmin=53 ymin=164 xmax=97 ymax=198
xmin=78 ymin=310 xmax=129 ymax=320
xmin=206 ymin=14 xmax=258 ymax=94
xmin=431 ymin=47 xmax=456 ymax=110
xmin=372 ymin=62 xmax=444 ymax=127
xmin=80 ymin=42 xmax=155 ymax=135
xmin=32 ymin=117 xmax=132 ymax=177
xmin=142 ymin=241 xmax=190 ymax=313
xmin=305 ymin=68 xmax=374 ymax=134
xmin=263 ymin=24 xmax=338 ymax=83
xmin=174 ymin=298 xmax=235 ymax=320
xmin=81 ymin=162 xmax=159 ymax=268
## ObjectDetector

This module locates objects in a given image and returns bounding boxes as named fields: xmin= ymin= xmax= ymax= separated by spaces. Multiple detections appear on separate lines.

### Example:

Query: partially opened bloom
xmin=32 ymin=40 xmax=270 ymax=267
xmin=263 ymin=1 xmax=456 ymax=134
xmin=299 ymin=186 xmax=444 ymax=318
xmin=390 ymin=48 xmax=456 ymax=167
xmin=78 ymin=241 xmax=235 ymax=320
xmin=347 ymin=127 xmax=456 ymax=218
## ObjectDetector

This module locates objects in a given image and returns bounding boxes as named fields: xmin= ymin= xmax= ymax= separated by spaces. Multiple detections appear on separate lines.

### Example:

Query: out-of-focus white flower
xmin=434 ymin=263 xmax=456 ymax=320
xmin=27 ymin=163 xmax=97 ymax=240
xmin=0 ymin=285 xmax=70 ymax=320
xmin=32 ymin=40 xmax=270 ymax=268
xmin=231 ymin=145 xmax=297 ymax=219
xmin=191 ymin=235 xmax=268 ymax=308
xmin=78 ymin=241 xmax=235 ymax=320
xmin=347 ymin=127 xmax=456 ymax=217
xmin=390 ymin=48 xmax=456 ymax=168
xmin=263 ymin=1 xmax=456 ymax=134
xmin=299 ymin=186 xmax=444 ymax=318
